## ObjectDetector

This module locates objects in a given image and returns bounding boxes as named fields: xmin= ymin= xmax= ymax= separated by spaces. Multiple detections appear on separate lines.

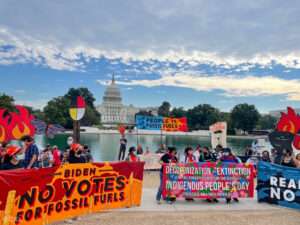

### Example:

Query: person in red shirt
xmin=51 ymin=145 xmax=61 ymax=166
xmin=126 ymin=146 xmax=139 ymax=162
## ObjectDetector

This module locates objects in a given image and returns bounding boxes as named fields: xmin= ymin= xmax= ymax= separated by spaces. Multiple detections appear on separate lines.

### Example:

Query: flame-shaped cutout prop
xmin=0 ymin=105 xmax=36 ymax=142
xmin=276 ymin=107 xmax=300 ymax=150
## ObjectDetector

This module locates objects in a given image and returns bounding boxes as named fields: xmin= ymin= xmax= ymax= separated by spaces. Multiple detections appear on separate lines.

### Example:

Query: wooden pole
xmin=73 ymin=120 xmax=80 ymax=143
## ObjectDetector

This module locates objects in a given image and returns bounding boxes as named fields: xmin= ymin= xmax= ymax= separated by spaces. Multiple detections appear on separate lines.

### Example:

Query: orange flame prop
xmin=8 ymin=106 xmax=35 ymax=140
xmin=277 ymin=107 xmax=300 ymax=134
xmin=0 ymin=109 xmax=10 ymax=143
xmin=0 ymin=106 xmax=35 ymax=143
xmin=277 ymin=107 xmax=300 ymax=150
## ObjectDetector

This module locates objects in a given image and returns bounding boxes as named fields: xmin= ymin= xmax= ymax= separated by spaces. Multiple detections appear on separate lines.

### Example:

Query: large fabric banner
xmin=257 ymin=161 xmax=300 ymax=210
xmin=162 ymin=163 xmax=254 ymax=199
xmin=0 ymin=162 xmax=144 ymax=225
xmin=135 ymin=115 xmax=163 ymax=130
xmin=135 ymin=116 xmax=188 ymax=132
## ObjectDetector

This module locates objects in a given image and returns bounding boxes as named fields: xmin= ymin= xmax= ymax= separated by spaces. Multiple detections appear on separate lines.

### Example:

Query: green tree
xmin=257 ymin=115 xmax=277 ymax=130
xmin=0 ymin=94 xmax=15 ymax=111
xmin=43 ymin=97 xmax=72 ymax=128
xmin=158 ymin=101 xmax=171 ymax=117
xmin=43 ymin=87 xmax=100 ymax=128
xmin=186 ymin=104 xmax=220 ymax=130
xmin=230 ymin=103 xmax=260 ymax=133
xmin=170 ymin=107 xmax=186 ymax=118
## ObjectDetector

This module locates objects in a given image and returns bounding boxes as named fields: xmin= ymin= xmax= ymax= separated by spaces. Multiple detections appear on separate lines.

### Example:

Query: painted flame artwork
xmin=277 ymin=107 xmax=300 ymax=150
xmin=0 ymin=105 xmax=35 ymax=143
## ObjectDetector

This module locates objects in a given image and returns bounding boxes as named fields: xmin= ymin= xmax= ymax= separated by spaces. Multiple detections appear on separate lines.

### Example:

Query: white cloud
xmin=0 ymin=1 xmax=300 ymax=70
xmin=113 ymin=74 xmax=300 ymax=101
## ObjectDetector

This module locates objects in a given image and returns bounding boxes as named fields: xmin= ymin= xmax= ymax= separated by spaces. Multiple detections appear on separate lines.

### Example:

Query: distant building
xmin=97 ymin=75 xmax=158 ymax=127
xmin=269 ymin=108 xmax=300 ymax=118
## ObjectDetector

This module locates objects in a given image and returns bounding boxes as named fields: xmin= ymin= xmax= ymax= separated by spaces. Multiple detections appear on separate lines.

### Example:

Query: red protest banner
xmin=162 ymin=117 xmax=188 ymax=132
xmin=0 ymin=162 xmax=144 ymax=225
xmin=162 ymin=163 xmax=254 ymax=199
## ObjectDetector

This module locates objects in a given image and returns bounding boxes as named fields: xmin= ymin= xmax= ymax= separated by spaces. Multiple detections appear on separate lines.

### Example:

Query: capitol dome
xmin=102 ymin=75 xmax=122 ymax=104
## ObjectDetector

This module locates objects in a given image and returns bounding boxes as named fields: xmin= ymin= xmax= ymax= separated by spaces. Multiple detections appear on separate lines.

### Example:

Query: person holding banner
xmin=156 ymin=147 xmax=178 ymax=204
xmin=69 ymin=143 xmax=85 ymax=164
xmin=1 ymin=145 xmax=23 ymax=170
xmin=295 ymin=153 xmax=300 ymax=168
xmin=21 ymin=135 xmax=39 ymax=169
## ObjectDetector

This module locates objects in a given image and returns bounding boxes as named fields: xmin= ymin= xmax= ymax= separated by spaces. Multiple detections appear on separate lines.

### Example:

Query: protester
xmin=215 ymin=144 xmax=223 ymax=159
xmin=21 ymin=135 xmax=39 ymax=169
xmin=244 ymin=146 xmax=253 ymax=158
xmin=156 ymin=146 xmax=178 ymax=204
xmin=218 ymin=148 xmax=239 ymax=163
xmin=144 ymin=147 xmax=151 ymax=155
xmin=62 ymin=149 xmax=70 ymax=164
xmin=69 ymin=143 xmax=85 ymax=164
xmin=39 ymin=147 xmax=53 ymax=168
xmin=136 ymin=144 xmax=144 ymax=155
xmin=126 ymin=146 xmax=139 ymax=162
xmin=83 ymin=145 xmax=93 ymax=163
xmin=185 ymin=147 xmax=196 ymax=163
xmin=294 ymin=153 xmax=300 ymax=168
xmin=199 ymin=146 xmax=215 ymax=162
xmin=156 ymin=144 xmax=166 ymax=153
xmin=199 ymin=146 xmax=219 ymax=203
xmin=281 ymin=149 xmax=295 ymax=167
xmin=261 ymin=151 xmax=271 ymax=162
xmin=184 ymin=147 xmax=196 ymax=201
xmin=118 ymin=135 xmax=127 ymax=161
xmin=52 ymin=145 xmax=62 ymax=166
xmin=0 ymin=142 xmax=8 ymax=167
xmin=218 ymin=148 xmax=239 ymax=204
xmin=1 ymin=145 xmax=23 ymax=170
xmin=193 ymin=145 xmax=201 ymax=161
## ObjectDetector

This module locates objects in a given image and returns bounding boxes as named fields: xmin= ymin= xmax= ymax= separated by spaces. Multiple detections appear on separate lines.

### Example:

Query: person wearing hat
xmin=2 ymin=145 xmax=23 ymax=170
xmin=68 ymin=143 xmax=85 ymax=164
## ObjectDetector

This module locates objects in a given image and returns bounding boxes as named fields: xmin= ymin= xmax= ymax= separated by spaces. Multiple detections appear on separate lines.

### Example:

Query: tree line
xmin=0 ymin=89 xmax=277 ymax=134
xmin=138 ymin=101 xmax=277 ymax=134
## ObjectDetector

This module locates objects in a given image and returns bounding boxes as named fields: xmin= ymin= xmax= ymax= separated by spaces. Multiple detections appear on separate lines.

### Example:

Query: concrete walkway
xmin=120 ymin=188 xmax=282 ymax=212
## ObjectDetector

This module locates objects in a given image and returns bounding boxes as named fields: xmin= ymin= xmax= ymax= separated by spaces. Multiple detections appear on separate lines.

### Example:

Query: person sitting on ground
xmin=2 ymin=145 xmax=23 ymax=170
xmin=68 ymin=143 xmax=86 ymax=164
xmin=83 ymin=145 xmax=93 ymax=163
xmin=261 ymin=151 xmax=271 ymax=162
xmin=21 ymin=135 xmax=39 ymax=169
xmin=156 ymin=146 xmax=178 ymax=205
xmin=52 ymin=145 xmax=62 ymax=166
xmin=294 ymin=153 xmax=300 ymax=168
xmin=136 ymin=144 xmax=144 ymax=155
xmin=62 ymin=149 xmax=70 ymax=165
xmin=126 ymin=146 xmax=139 ymax=162
xmin=0 ymin=142 xmax=8 ymax=168
xmin=281 ymin=149 xmax=295 ymax=168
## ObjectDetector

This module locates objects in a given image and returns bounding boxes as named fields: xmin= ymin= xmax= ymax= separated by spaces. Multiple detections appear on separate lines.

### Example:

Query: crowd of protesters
xmin=0 ymin=135 xmax=93 ymax=171
xmin=243 ymin=145 xmax=300 ymax=168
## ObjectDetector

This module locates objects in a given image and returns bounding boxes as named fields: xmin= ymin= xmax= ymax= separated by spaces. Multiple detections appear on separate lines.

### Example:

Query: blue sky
xmin=0 ymin=0 xmax=300 ymax=113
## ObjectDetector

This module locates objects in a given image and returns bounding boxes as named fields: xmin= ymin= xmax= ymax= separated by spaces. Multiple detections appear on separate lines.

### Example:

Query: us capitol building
xmin=97 ymin=75 xmax=158 ymax=127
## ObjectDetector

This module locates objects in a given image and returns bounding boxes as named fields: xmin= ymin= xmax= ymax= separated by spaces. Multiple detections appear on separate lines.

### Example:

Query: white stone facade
xmin=97 ymin=76 xmax=157 ymax=127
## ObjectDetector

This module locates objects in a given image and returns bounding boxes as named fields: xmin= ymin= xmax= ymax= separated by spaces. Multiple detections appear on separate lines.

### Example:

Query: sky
xmin=0 ymin=0 xmax=300 ymax=113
